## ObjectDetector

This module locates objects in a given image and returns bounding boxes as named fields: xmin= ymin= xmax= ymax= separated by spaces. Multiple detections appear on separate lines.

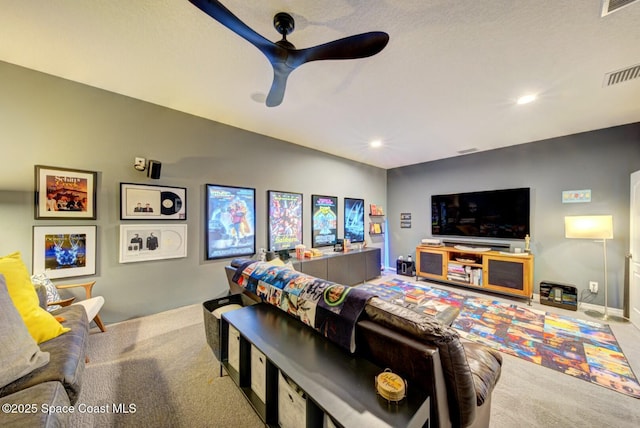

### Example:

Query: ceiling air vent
xmin=457 ymin=148 xmax=478 ymax=155
xmin=603 ymin=63 xmax=640 ymax=87
xmin=601 ymin=0 xmax=639 ymax=16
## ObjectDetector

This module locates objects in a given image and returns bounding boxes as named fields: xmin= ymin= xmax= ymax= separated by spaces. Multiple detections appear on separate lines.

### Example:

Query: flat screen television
xmin=431 ymin=187 xmax=530 ymax=239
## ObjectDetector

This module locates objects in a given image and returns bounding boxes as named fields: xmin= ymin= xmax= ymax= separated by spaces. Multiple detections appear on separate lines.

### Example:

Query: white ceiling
xmin=1 ymin=0 xmax=639 ymax=169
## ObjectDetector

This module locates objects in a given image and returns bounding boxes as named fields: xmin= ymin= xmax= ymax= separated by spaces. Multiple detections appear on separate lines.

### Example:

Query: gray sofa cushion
xmin=0 ymin=274 xmax=50 ymax=389
xmin=0 ymin=305 xmax=88 ymax=404
xmin=0 ymin=381 xmax=70 ymax=428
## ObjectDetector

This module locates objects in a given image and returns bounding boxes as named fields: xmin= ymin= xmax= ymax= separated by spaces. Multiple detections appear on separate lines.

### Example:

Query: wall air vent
xmin=603 ymin=63 xmax=640 ymax=87
xmin=601 ymin=0 xmax=639 ymax=16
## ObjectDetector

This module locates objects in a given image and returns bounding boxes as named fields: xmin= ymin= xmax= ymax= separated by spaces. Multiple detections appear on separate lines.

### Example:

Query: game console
xmin=421 ymin=238 xmax=442 ymax=246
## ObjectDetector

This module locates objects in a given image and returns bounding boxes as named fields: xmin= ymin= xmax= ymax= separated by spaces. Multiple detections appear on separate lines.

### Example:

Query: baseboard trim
xmin=530 ymin=293 xmax=624 ymax=318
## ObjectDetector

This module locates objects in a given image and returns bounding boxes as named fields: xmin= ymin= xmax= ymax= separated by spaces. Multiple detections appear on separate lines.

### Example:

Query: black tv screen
xmin=431 ymin=188 xmax=530 ymax=239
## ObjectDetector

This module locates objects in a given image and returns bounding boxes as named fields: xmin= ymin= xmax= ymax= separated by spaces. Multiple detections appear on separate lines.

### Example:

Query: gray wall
xmin=0 ymin=61 xmax=386 ymax=323
xmin=387 ymin=124 xmax=640 ymax=309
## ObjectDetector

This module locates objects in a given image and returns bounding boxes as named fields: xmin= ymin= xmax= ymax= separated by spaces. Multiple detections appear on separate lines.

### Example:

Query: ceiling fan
xmin=188 ymin=0 xmax=390 ymax=107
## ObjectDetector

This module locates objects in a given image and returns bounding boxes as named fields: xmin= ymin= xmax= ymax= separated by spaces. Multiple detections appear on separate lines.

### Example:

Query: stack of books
xmin=404 ymin=289 xmax=426 ymax=304
xmin=447 ymin=262 xmax=470 ymax=283
xmin=469 ymin=268 xmax=483 ymax=286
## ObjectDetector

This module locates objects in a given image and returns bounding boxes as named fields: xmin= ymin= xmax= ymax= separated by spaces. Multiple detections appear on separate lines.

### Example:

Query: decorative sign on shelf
xmin=562 ymin=189 xmax=591 ymax=203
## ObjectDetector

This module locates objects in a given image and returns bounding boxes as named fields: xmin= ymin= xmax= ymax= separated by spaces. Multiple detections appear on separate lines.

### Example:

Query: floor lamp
xmin=564 ymin=215 xmax=624 ymax=322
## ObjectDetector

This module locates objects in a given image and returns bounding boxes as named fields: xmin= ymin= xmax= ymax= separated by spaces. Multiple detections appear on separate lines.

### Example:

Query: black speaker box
xmin=539 ymin=281 xmax=578 ymax=311
xmin=147 ymin=160 xmax=162 ymax=179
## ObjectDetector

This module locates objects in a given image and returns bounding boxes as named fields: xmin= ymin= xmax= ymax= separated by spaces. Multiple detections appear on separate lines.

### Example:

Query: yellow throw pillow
xmin=0 ymin=252 xmax=69 ymax=344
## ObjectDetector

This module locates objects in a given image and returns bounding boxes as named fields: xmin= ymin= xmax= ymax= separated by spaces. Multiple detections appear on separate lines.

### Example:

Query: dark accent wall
xmin=387 ymin=124 xmax=640 ymax=309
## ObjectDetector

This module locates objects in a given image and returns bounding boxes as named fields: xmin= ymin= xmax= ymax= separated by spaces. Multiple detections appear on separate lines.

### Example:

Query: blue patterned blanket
xmin=233 ymin=260 xmax=375 ymax=352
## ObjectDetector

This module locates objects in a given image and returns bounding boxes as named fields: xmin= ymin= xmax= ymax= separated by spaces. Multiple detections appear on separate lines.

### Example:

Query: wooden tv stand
xmin=415 ymin=245 xmax=534 ymax=303
xmin=221 ymin=304 xmax=430 ymax=428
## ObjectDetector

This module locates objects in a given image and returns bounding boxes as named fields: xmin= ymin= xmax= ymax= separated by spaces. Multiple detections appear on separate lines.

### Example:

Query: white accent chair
xmin=51 ymin=281 xmax=106 ymax=332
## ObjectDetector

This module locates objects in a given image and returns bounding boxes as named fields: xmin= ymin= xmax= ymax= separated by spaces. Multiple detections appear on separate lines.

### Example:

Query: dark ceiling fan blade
xmin=188 ymin=0 xmax=280 ymax=59
xmin=189 ymin=1 xmax=390 ymax=107
xmin=290 ymin=32 xmax=390 ymax=67
xmin=265 ymin=66 xmax=291 ymax=107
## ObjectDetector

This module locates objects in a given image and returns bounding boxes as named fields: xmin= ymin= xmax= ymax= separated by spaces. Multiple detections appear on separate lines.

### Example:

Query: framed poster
xmin=119 ymin=224 xmax=187 ymax=263
xmin=34 ymin=165 xmax=97 ymax=219
xmin=120 ymin=183 xmax=187 ymax=220
xmin=268 ymin=190 xmax=303 ymax=252
xmin=344 ymin=198 xmax=365 ymax=243
xmin=206 ymin=184 xmax=256 ymax=260
xmin=32 ymin=225 xmax=97 ymax=279
xmin=312 ymin=195 xmax=338 ymax=248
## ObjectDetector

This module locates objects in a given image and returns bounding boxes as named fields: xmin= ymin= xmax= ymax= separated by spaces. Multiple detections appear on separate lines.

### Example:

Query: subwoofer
xmin=539 ymin=281 xmax=578 ymax=311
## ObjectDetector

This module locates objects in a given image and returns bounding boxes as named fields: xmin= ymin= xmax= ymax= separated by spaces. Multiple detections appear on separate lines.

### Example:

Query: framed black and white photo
xmin=35 ymin=165 xmax=97 ymax=219
xmin=32 ymin=225 xmax=97 ymax=279
xmin=205 ymin=184 xmax=256 ymax=260
xmin=120 ymin=183 xmax=187 ymax=220
xmin=119 ymin=224 xmax=187 ymax=263
xmin=311 ymin=195 xmax=337 ymax=248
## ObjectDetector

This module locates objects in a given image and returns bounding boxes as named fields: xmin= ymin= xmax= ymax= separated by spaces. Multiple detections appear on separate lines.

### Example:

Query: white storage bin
xmin=278 ymin=372 xmax=306 ymax=428
xmin=228 ymin=325 xmax=241 ymax=372
xmin=250 ymin=345 xmax=267 ymax=402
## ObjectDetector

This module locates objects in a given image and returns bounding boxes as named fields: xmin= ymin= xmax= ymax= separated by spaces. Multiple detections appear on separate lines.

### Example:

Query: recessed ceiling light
xmin=516 ymin=94 xmax=537 ymax=105
xmin=370 ymin=139 xmax=383 ymax=148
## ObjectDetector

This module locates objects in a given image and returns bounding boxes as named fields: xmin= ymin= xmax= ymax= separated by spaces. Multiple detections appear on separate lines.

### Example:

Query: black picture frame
xmin=120 ymin=183 xmax=187 ymax=220
xmin=268 ymin=190 xmax=303 ymax=252
xmin=311 ymin=194 xmax=338 ymax=248
xmin=205 ymin=184 xmax=256 ymax=260
xmin=344 ymin=197 xmax=365 ymax=243
xmin=35 ymin=165 xmax=97 ymax=219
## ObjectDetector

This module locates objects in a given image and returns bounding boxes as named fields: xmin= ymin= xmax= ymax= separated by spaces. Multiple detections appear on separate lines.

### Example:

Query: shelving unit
xmin=415 ymin=245 xmax=533 ymax=303
xmin=369 ymin=203 xmax=385 ymax=236
xmin=220 ymin=304 xmax=431 ymax=428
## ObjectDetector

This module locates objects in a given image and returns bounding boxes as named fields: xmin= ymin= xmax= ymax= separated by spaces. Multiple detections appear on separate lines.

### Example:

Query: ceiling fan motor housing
xmin=274 ymin=12 xmax=294 ymax=37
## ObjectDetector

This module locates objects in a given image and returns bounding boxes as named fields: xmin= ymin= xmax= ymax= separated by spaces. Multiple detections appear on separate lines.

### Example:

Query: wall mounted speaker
xmin=147 ymin=160 xmax=162 ymax=179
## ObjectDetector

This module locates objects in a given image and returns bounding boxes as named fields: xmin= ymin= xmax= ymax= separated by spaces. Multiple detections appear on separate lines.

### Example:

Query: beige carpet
xmin=70 ymin=304 xmax=262 ymax=428
xmin=71 ymin=282 xmax=640 ymax=427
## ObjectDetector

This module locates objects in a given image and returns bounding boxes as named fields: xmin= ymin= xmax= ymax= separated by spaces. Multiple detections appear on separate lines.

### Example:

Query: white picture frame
xmin=120 ymin=183 xmax=187 ymax=220
xmin=119 ymin=224 xmax=187 ymax=263
xmin=32 ymin=225 xmax=97 ymax=279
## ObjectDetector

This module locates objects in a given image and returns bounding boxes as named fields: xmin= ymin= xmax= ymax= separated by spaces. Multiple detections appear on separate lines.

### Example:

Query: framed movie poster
xmin=34 ymin=165 xmax=97 ymax=219
xmin=206 ymin=184 xmax=256 ymax=260
xmin=268 ymin=190 xmax=303 ymax=252
xmin=312 ymin=195 xmax=338 ymax=248
xmin=119 ymin=224 xmax=187 ymax=263
xmin=32 ymin=225 xmax=97 ymax=279
xmin=120 ymin=183 xmax=187 ymax=220
xmin=344 ymin=198 xmax=365 ymax=243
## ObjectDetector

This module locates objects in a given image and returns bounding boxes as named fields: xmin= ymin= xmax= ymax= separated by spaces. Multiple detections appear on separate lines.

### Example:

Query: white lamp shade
xmin=564 ymin=215 xmax=613 ymax=239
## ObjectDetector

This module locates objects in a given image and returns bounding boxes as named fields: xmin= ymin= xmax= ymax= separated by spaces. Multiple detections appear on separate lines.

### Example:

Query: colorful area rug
xmin=359 ymin=278 xmax=640 ymax=398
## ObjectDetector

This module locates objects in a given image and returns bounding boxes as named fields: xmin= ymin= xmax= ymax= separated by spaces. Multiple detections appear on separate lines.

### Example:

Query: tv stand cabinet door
xmin=483 ymin=255 xmax=533 ymax=299
xmin=416 ymin=247 xmax=446 ymax=280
